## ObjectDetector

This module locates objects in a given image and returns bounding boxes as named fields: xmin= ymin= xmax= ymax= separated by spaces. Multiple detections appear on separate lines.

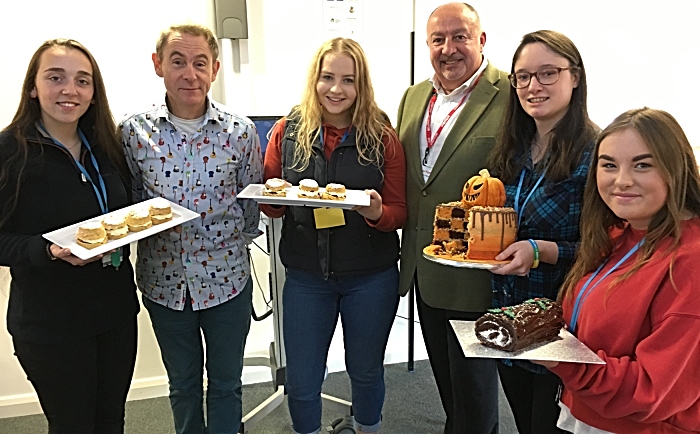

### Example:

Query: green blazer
xmin=396 ymin=62 xmax=510 ymax=312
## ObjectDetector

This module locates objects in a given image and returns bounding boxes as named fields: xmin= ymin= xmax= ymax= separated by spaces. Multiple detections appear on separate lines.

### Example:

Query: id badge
xmin=313 ymin=207 xmax=345 ymax=229
xmin=102 ymin=246 xmax=124 ymax=269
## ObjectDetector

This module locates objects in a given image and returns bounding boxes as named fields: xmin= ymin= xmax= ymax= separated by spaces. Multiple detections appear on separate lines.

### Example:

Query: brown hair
xmin=1 ymin=39 xmax=124 ymax=227
xmin=156 ymin=24 xmax=219 ymax=61
xmin=489 ymin=30 xmax=598 ymax=183
xmin=559 ymin=107 xmax=700 ymax=302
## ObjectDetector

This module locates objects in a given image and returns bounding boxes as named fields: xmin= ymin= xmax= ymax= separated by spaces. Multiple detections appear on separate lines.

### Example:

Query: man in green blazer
xmin=395 ymin=3 xmax=509 ymax=433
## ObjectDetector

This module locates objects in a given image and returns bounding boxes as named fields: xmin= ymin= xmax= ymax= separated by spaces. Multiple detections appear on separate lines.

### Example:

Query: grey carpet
xmin=0 ymin=360 xmax=517 ymax=433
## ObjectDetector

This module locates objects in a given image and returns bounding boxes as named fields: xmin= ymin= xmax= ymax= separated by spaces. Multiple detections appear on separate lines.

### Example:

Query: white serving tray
xmin=450 ymin=320 xmax=604 ymax=364
xmin=423 ymin=249 xmax=509 ymax=270
xmin=43 ymin=198 xmax=199 ymax=260
xmin=238 ymin=184 xmax=370 ymax=210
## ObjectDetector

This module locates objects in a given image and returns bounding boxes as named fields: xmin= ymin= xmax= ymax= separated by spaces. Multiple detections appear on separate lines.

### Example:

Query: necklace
xmin=64 ymin=138 xmax=82 ymax=150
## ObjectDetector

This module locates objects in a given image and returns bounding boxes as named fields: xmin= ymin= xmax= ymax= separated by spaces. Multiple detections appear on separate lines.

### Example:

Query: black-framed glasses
xmin=508 ymin=66 xmax=579 ymax=89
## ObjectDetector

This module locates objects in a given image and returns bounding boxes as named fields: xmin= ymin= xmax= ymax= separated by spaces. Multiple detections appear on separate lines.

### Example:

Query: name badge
xmin=313 ymin=207 xmax=345 ymax=229
xmin=102 ymin=246 xmax=124 ymax=269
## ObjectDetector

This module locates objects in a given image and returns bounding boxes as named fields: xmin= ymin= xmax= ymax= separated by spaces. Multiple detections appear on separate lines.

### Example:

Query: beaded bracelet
xmin=527 ymin=239 xmax=540 ymax=269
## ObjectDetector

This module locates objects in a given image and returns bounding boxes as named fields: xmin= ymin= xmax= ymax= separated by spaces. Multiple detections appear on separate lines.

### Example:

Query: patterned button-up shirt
xmin=492 ymin=144 xmax=594 ymax=308
xmin=120 ymin=99 xmax=262 ymax=311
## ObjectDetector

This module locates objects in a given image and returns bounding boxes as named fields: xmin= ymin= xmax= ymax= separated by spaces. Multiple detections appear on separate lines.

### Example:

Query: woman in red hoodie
xmin=534 ymin=107 xmax=700 ymax=433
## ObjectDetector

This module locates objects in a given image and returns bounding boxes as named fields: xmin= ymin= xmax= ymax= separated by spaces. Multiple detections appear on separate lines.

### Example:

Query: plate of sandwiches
xmin=43 ymin=198 xmax=199 ymax=260
xmin=238 ymin=178 xmax=371 ymax=210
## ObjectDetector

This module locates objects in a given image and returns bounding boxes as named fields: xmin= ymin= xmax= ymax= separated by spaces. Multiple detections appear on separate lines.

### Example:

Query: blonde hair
xmin=290 ymin=37 xmax=392 ymax=172
xmin=559 ymin=107 xmax=700 ymax=303
xmin=156 ymin=24 xmax=219 ymax=61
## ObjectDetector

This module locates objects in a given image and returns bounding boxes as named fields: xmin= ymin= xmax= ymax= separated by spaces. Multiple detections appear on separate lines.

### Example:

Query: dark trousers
xmin=144 ymin=283 xmax=253 ymax=434
xmin=497 ymin=362 xmax=567 ymax=434
xmin=13 ymin=318 xmax=137 ymax=434
xmin=416 ymin=281 xmax=499 ymax=434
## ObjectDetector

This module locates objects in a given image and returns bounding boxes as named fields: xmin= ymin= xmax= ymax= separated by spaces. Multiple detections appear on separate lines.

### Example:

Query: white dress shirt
xmin=420 ymin=59 xmax=489 ymax=182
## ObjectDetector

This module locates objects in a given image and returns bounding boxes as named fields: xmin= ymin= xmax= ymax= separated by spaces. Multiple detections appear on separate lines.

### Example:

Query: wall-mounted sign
xmin=323 ymin=0 xmax=364 ymax=42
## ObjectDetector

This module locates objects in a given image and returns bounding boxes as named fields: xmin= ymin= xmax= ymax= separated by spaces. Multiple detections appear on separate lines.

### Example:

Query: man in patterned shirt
xmin=120 ymin=23 xmax=262 ymax=434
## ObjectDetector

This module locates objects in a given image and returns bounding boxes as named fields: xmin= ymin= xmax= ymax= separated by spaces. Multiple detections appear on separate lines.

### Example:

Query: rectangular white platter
xmin=238 ymin=184 xmax=370 ymax=210
xmin=43 ymin=198 xmax=199 ymax=260
xmin=450 ymin=320 xmax=604 ymax=364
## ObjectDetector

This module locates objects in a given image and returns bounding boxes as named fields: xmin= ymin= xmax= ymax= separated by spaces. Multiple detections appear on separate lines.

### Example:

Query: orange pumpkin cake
xmin=467 ymin=206 xmax=517 ymax=260
xmin=430 ymin=169 xmax=517 ymax=261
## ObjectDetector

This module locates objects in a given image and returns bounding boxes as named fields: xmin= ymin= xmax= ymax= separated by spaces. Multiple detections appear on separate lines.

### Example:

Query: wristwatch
xmin=46 ymin=243 xmax=58 ymax=261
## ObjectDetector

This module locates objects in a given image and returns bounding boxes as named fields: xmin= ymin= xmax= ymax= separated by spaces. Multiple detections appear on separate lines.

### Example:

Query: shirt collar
xmin=430 ymin=58 xmax=488 ymax=97
xmin=158 ymin=96 xmax=222 ymax=127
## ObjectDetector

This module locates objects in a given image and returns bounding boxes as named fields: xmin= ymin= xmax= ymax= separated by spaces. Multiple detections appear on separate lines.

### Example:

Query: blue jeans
xmin=283 ymin=265 xmax=400 ymax=434
xmin=144 ymin=278 xmax=252 ymax=434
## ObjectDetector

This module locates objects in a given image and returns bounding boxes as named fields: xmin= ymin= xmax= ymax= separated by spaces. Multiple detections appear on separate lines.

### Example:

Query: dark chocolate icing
xmin=474 ymin=298 xmax=565 ymax=352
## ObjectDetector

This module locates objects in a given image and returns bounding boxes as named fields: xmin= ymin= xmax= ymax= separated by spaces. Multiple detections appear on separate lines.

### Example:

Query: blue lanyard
xmin=38 ymin=123 xmax=109 ymax=214
xmin=319 ymin=126 xmax=350 ymax=149
xmin=569 ymin=237 xmax=644 ymax=334
xmin=514 ymin=168 xmax=546 ymax=228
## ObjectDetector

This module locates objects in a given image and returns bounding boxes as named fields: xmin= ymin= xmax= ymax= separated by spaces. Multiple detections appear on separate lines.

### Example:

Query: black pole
xmin=407 ymin=29 xmax=416 ymax=373
xmin=410 ymin=30 xmax=415 ymax=86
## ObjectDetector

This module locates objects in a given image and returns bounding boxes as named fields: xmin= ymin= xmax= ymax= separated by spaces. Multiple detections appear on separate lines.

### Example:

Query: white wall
xmin=2 ymin=0 xmax=700 ymax=417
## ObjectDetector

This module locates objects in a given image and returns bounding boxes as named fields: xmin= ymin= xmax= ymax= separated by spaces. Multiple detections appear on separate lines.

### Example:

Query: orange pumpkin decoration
xmin=461 ymin=169 xmax=506 ymax=207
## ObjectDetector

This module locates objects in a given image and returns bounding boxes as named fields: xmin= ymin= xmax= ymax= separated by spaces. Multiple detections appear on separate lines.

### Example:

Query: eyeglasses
xmin=508 ymin=66 xmax=579 ymax=89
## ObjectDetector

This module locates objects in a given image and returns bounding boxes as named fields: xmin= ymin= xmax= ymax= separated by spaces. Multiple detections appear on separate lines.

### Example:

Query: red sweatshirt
xmin=551 ymin=218 xmax=700 ymax=433
xmin=259 ymin=118 xmax=407 ymax=232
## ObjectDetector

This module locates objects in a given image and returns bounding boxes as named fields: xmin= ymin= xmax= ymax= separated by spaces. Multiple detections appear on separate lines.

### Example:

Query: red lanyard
xmin=424 ymin=73 xmax=482 ymax=165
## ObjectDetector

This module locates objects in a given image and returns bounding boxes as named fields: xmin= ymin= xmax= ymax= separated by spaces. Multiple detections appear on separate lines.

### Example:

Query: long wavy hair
xmin=0 ymin=39 xmax=125 ymax=228
xmin=289 ymin=37 xmax=393 ymax=172
xmin=489 ymin=30 xmax=598 ymax=183
xmin=559 ymin=108 xmax=700 ymax=302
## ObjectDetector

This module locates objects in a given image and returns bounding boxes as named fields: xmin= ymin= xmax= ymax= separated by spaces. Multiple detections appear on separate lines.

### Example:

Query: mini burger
xmin=297 ymin=179 xmax=320 ymax=199
xmin=262 ymin=178 xmax=289 ymax=197
xmin=76 ymin=221 xmax=108 ymax=249
xmin=321 ymin=183 xmax=346 ymax=201
xmin=126 ymin=208 xmax=153 ymax=232
xmin=149 ymin=198 xmax=173 ymax=225
xmin=102 ymin=214 xmax=129 ymax=240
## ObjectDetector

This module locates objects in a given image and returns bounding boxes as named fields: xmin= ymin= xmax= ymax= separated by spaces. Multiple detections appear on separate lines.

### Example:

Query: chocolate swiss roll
xmin=475 ymin=298 xmax=565 ymax=352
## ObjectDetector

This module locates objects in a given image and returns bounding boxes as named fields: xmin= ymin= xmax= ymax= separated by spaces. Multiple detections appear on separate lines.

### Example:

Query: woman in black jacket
xmin=0 ymin=39 xmax=139 ymax=434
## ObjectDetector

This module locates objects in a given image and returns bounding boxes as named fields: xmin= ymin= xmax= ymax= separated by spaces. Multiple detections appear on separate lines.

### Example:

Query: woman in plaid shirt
xmin=487 ymin=31 xmax=599 ymax=434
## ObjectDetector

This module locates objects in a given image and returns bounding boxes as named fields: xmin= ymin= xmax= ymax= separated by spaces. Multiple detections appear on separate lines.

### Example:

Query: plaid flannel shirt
xmin=492 ymin=143 xmax=594 ymax=308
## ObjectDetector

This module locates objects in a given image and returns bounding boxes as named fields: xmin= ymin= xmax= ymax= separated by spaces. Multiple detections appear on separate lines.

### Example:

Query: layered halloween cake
xmin=427 ymin=169 xmax=517 ymax=261
xmin=474 ymin=298 xmax=565 ymax=352
xmin=467 ymin=206 xmax=517 ymax=260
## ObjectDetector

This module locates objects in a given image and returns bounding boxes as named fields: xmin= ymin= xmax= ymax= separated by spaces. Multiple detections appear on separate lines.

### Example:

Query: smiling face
xmin=514 ymin=42 xmax=578 ymax=132
xmin=597 ymin=128 xmax=668 ymax=230
xmin=315 ymin=52 xmax=357 ymax=128
xmin=31 ymin=46 xmax=94 ymax=133
xmin=427 ymin=4 xmax=485 ymax=94
xmin=153 ymin=32 xmax=220 ymax=119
